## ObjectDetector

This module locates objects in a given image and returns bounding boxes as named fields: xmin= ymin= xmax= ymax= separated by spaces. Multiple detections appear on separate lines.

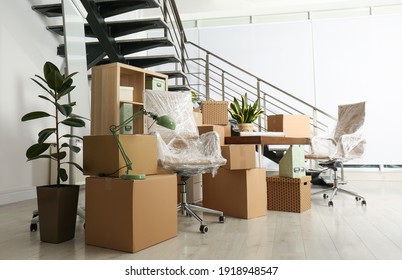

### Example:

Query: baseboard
xmin=0 ymin=187 xmax=36 ymax=206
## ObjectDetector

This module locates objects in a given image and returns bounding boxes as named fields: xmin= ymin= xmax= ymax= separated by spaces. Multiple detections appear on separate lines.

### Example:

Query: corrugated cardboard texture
xmin=266 ymin=176 xmax=311 ymax=213
xmin=221 ymin=145 xmax=256 ymax=170
xmin=268 ymin=114 xmax=310 ymax=138
xmin=83 ymin=134 xmax=158 ymax=177
xmin=198 ymin=125 xmax=225 ymax=146
xmin=203 ymin=168 xmax=267 ymax=219
xmin=202 ymin=100 xmax=229 ymax=125
xmin=85 ymin=175 xmax=178 ymax=253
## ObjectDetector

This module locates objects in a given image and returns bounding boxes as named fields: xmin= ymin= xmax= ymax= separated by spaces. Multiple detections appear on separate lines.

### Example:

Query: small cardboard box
xmin=202 ymin=100 xmax=229 ymax=125
xmin=203 ymin=168 xmax=267 ymax=219
xmin=83 ymin=134 xmax=158 ymax=177
xmin=268 ymin=114 xmax=310 ymax=138
xmin=266 ymin=176 xmax=311 ymax=213
xmin=198 ymin=125 xmax=225 ymax=146
xmin=85 ymin=175 xmax=178 ymax=253
xmin=119 ymin=86 xmax=134 ymax=102
xmin=221 ymin=145 xmax=256 ymax=170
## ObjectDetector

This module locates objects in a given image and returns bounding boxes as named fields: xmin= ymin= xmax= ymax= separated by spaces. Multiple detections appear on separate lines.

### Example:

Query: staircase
xmin=32 ymin=0 xmax=336 ymax=164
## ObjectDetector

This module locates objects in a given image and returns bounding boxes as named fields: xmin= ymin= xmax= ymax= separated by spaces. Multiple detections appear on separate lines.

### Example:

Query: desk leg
xmin=257 ymin=144 xmax=263 ymax=168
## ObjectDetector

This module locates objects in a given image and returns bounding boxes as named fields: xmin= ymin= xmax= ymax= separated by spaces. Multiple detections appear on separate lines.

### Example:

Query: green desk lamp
xmin=109 ymin=108 xmax=175 ymax=180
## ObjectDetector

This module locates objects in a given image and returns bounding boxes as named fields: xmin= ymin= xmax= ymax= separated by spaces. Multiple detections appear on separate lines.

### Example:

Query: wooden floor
xmin=1 ymin=171 xmax=402 ymax=260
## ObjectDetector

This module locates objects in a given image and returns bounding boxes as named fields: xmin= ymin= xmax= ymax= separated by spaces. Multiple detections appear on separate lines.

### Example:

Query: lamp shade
xmin=156 ymin=115 xmax=176 ymax=130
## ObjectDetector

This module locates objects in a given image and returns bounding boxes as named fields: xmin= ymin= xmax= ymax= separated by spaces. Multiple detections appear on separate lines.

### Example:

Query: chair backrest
xmin=333 ymin=101 xmax=366 ymax=159
xmin=333 ymin=101 xmax=365 ymax=142
xmin=144 ymin=90 xmax=198 ymax=144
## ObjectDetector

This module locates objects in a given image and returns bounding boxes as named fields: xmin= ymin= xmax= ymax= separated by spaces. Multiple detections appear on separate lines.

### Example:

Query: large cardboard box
xmin=203 ymin=168 xmax=267 ymax=219
xmin=198 ymin=125 xmax=225 ymax=146
xmin=83 ymin=134 xmax=158 ymax=177
xmin=202 ymin=100 xmax=229 ymax=125
xmin=85 ymin=175 xmax=178 ymax=253
xmin=266 ymin=176 xmax=311 ymax=213
xmin=221 ymin=145 xmax=256 ymax=170
xmin=268 ymin=114 xmax=310 ymax=138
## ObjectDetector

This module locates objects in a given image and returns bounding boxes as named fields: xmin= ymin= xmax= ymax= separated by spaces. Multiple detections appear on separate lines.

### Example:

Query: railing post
xmin=257 ymin=79 xmax=261 ymax=132
xmin=313 ymin=108 xmax=317 ymax=136
xmin=205 ymin=53 xmax=210 ymax=100
xmin=263 ymin=93 xmax=267 ymax=131
xmin=221 ymin=70 xmax=225 ymax=101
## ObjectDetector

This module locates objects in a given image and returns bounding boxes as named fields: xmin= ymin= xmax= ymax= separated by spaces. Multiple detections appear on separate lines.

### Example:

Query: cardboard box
xmin=202 ymin=100 xmax=228 ymax=125
xmin=119 ymin=86 xmax=134 ymax=102
xmin=203 ymin=168 xmax=267 ymax=219
xmin=266 ymin=176 xmax=311 ymax=213
xmin=85 ymin=175 xmax=178 ymax=253
xmin=83 ymin=134 xmax=158 ymax=177
xmin=193 ymin=111 xmax=203 ymax=126
xmin=268 ymin=114 xmax=310 ymax=138
xmin=222 ymin=124 xmax=231 ymax=137
xmin=198 ymin=125 xmax=225 ymax=146
xmin=221 ymin=145 xmax=256 ymax=170
xmin=279 ymin=145 xmax=306 ymax=178
xmin=145 ymin=76 xmax=166 ymax=91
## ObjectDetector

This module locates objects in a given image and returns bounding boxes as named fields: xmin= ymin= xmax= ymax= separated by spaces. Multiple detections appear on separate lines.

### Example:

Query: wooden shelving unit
xmin=90 ymin=62 xmax=168 ymax=135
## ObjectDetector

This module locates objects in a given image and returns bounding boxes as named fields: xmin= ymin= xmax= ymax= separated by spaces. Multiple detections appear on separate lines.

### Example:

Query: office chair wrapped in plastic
xmin=144 ymin=90 xmax=227 ymax=233
xmin=306 ymin=101 xmax=367 ymax=207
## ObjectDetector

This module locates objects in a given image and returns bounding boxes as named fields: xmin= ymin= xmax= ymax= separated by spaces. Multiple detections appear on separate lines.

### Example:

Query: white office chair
xmin=144 ymin=90 xmax=227 ymax=233
xmin=306 ymin=101 xmax=367 ymax=207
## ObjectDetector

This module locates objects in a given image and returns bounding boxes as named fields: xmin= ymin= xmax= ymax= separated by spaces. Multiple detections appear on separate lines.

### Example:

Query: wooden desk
xmin=225 ymin=136 xmax=311 ymax=166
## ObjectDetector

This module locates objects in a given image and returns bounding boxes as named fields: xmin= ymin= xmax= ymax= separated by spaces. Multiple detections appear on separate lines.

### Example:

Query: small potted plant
xmin=228 ymin=92 xmax=263 ymax=132
xmin=21 ymin=61 xmax=86 ymax=243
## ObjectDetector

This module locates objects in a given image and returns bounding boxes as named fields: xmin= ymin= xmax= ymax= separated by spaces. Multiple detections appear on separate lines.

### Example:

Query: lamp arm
xmin=109 ymin=108 xmax=146 ymax=174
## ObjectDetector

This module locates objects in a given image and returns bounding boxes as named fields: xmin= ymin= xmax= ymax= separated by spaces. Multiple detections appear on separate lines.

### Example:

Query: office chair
xmin=305 ymin=101 xmax=367 ymax=207
xmin=144 ymin=90 xmax=227 ymax=233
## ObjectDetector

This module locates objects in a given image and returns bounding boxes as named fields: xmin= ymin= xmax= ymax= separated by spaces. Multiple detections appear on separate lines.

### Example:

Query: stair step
xmin=33 ymin=0 xmax=160 ymax=18
xmin=168 ymin=85 xmax=192 ymax=92
xmin=158 ymin=70 xmax=186 ymax=79
xmin=99 ymin=55 xmax=180 ymax=68
xmin=58 ymin=37 xmax=173 ymax=57
xmin=48 ymin=18 xmax=168 ymax=38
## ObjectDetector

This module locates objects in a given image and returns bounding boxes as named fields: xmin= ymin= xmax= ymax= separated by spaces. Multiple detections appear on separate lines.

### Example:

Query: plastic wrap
xmin=310 ymin=101 xmax=366 ymax=160
xmin=144 ymin=90 xmax=226 ymax=176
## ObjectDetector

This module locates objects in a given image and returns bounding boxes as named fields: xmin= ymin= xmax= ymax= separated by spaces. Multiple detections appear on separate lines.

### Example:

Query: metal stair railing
xmin=158 ymin=0 xmax=337 ymax=133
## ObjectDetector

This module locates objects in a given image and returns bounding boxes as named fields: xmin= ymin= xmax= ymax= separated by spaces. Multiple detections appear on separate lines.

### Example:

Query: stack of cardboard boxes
xmin=200 ymin=101 xmax=268 ymax=219
xmin=266 ymin=114 xmax=312 ymax=213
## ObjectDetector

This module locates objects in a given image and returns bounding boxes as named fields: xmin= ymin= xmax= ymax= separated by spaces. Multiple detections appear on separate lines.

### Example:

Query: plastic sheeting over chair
xmin=308 ymin=101 xmax=366 ymax=162
xmin=144 ymin=90 xmax=226 ymax=176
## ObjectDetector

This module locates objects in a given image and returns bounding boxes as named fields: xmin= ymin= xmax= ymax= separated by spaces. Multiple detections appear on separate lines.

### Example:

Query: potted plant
xmin=21 ymin=61 xmax=86 ymax=243
xmin=228 ymin=92 xmax=263 ymax=132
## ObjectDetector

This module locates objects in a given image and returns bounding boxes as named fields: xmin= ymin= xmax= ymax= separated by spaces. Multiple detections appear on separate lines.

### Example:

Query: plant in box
xmin=21 ymin=61 xmax=86 ymax=243
xmin=228 ymin=92 xmax=263 ymax=132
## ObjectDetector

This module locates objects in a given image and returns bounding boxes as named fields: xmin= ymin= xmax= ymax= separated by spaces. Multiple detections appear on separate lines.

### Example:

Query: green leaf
xmin=43 ymin=61 xmax=59 ymax=77
xmin=38 ymin=128 xmax=56 ymax=143
xmin=45 ymin=69 xmax=64 ymax=92
xmin=60 ymin=104 xmax=73 ymax=117
xmin=64 ymin=161 xmax=84 ymax=173
xmin=21 ymin=111 xmax=51 ymax=122
xmin=61 ymin=118 xmax=86 ymax=127
xmin=31 ymin=78 xmax=51 ymax=95
xmin=63 ymin=72 xmax=77 ymax=81
xmin=60 ymin=134 xmax=83 ymax=141
xmin=51 ymin=151 xmax=67 ymax=160
xmin=55 ymin=102 xmax=68 ymax=116
xmin=26 ymin=143 xmax=51 ymax=160
xmin=59 ymin=168 xmax=68 ymax=182
xmin=58 ymin=85 xmax=75 ymax=100
xmin=28 ymin=154 xmax=52 ymax=161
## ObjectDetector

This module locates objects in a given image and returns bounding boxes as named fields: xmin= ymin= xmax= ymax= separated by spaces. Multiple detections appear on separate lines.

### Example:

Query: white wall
xmin=0 ymin=1 xmax=63 ymax=205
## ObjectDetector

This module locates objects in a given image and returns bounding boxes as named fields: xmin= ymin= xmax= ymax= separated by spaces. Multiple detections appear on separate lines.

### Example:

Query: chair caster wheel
xmin=362 ymin=200 xmax=367 ymax=206
xmin=219 ymin=215 xmax=225 ymax=223
xmin=200 ymin=225 xmax=208 ymax=233
xmin=328 ymin=201 xmax=333 ymax=207
xmin=355 ymin=197 xmax=361 ymax=201
xmin=323 ymin=194 xmax=328 ymax=199
xmin=30 ymin=223 xmax=38 ymax=232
